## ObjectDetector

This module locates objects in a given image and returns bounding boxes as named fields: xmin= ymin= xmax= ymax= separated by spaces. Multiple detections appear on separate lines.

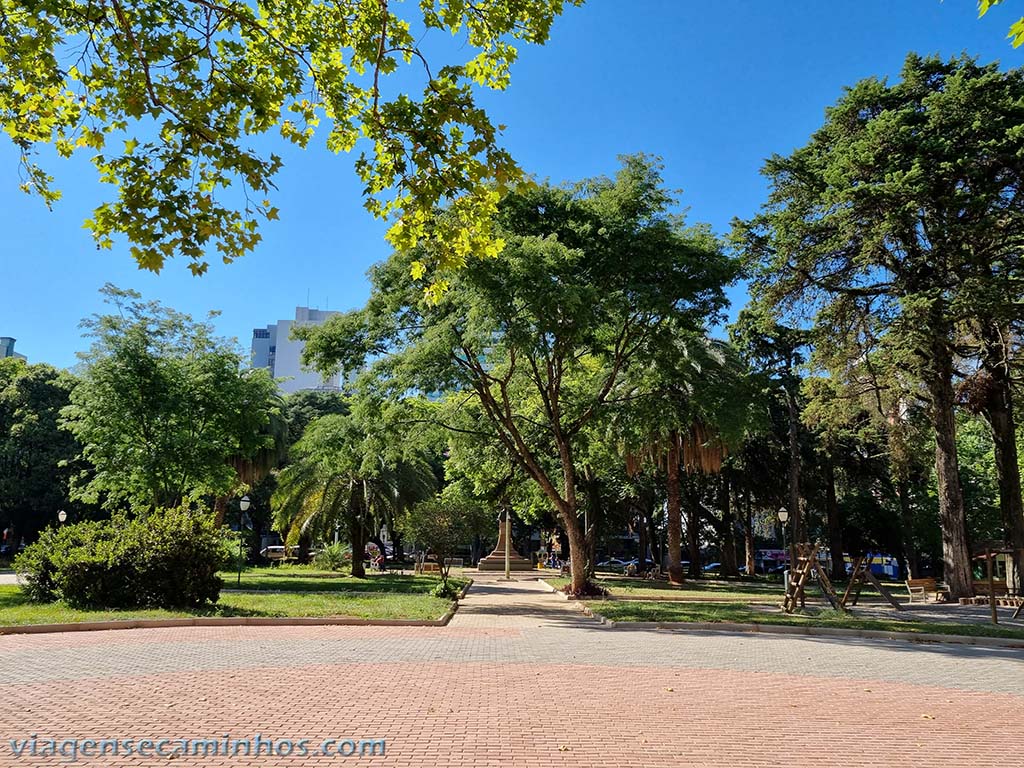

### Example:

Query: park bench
xmin=905 ymin=577 xmax=949 ymax=603
xmin=971 ymin=580 xmax=1009 ymax=597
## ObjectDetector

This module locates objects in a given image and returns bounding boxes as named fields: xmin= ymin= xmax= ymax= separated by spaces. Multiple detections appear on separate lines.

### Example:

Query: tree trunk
xmin=743 ymin=486 xmax=756 ymax=576
xmin=213 ymin=495 xmax=228 ymax=527
xmin=581 ymin=467 xmax=602 ymax=579
xmin=392 ymin=529 xmax=404 ymax=564
xmin=665 ymin=430 xmax=685 ymax=584
xmin=926 ymin=347 xmax=972 ymax=599
xmin=720 ymin=475 xmax=739 ymax=577
xmin=823 ymin=455 xmax=846 ymax=581
xmin=562 ymin=504 xmax=588 ymax=593
xmin=550 ymin=435 xmax=590 ymax=594
xmin=349 ymin=522 xmax=365 ymax=577
xmin=980 ymin=325 xmax=1024 ymax=597
xmin=785 ymin=384 xmax=802 ymax=557
xmin=349 ymin=483 xmax=366 ymax=579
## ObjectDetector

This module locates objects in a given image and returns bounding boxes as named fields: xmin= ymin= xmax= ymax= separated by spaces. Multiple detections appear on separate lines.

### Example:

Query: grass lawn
xmin=224 ymin=567 xmax=467 ymax=595
xmin=590 ymin=600 xmax=1024 ymax=642
xmin=547 ymin=576 xmax=784 ymax=602
xmin=547 ymin=576 xmax=910 ymax=605
xmin=0 ymin=567 xmax=463 ymax=626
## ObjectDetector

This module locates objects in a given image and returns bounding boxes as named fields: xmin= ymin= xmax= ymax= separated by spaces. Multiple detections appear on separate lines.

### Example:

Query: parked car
xmin=596 ymin=557 xmax=628 ymax=568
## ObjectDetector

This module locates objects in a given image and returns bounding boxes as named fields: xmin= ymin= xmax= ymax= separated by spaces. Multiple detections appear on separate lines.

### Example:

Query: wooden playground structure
xmin=782 ymin=541 xmax=1023 ymax=624
xmin=782 ymin=543 xmax=901 ymax=614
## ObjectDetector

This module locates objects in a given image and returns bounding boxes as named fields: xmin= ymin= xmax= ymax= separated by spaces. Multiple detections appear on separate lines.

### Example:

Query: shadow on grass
xmin=0 ymin=582 xmax=450 ymax=624
xmin=590 ymin=600 xmax=1024 ymax=643
xmin=228 ymin=570 xmax=456 ymax=595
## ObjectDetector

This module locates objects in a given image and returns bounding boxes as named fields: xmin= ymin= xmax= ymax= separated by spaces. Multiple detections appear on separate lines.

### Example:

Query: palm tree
xmin=620 ymin=334 xmax=753 ymax=584
xmin=213 ymin=386 xmax=289 ymax=526
xmin=272 ymin=413 xmax=436 ymax=577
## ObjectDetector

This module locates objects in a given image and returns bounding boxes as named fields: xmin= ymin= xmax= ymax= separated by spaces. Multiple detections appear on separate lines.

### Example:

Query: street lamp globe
xmin=239 ymin=495 xmax=251 ymax=512
xmin=57 ymin=510 xmax=67 ymax=524
xmin=777 ymin=507 xmax=789 ymax=524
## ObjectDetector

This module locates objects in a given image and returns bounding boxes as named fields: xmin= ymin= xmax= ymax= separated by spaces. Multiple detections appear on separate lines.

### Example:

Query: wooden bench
xmin=906 ymin=577 xmax=948 ymax=603
xmin=972 ymin=580 xmax=1009 ymax=597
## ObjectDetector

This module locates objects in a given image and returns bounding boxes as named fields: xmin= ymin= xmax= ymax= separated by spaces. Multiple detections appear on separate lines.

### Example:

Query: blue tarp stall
xmin=843 ymin=553 xmax=899 ymax=579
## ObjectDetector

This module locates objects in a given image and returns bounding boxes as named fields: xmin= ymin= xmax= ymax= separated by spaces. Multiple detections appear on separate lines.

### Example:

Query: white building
xmin=0 ymin=337 xmax=26 ymax=362
xmin=250 ymin=308 xmax=341 ymax=394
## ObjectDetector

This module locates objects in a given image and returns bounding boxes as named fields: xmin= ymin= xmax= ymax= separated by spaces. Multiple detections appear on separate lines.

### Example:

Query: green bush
xmin=14 ymin=506 xmax=224 ymax=609
xmin=313 ymin=542 xmax=350 ymax=571
xmin=431 ymin=581 xmax=461 ymax=599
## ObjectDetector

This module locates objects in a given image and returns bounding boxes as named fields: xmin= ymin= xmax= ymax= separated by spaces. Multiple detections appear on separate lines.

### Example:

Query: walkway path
xmin=0 ymin=575 xmax=1021 ymax=767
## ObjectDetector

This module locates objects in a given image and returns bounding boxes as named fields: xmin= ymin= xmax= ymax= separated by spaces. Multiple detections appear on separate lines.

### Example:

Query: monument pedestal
xmin=477 ymin=510 xmax=533 ymax=571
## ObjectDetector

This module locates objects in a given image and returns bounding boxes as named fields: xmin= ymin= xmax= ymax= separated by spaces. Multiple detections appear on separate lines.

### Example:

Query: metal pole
xmin=504 ymin=511 xmax=511 ymax=580
xmin=237 ymin=530 xmax=244 ymax=586
xmin=782 ymin=523 xmax=789 ymax=596
xmin=987 ymin=547 xmax=997 ymax=625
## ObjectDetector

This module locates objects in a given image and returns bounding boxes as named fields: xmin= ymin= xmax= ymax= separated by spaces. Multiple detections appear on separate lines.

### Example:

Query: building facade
xmin=250 ymin=307 xmax=341 ymax=393
xmin=0 ymin=337 xmax=26 ymax=362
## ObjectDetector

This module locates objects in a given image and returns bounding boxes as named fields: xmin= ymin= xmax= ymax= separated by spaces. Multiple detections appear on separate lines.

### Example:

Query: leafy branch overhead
xmin=979 ymin=0 xmax=1024 ymax=46
xmin=0 ymin=0 xmax=581 ymax=286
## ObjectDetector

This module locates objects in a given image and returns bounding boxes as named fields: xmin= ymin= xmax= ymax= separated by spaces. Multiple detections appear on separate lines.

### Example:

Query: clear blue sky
xmin=0 ymin=0 xmax=1018 ymax=369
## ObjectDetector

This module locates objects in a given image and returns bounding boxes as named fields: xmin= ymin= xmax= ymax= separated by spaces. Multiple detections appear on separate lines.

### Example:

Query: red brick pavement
xmin=1 ymin=577 xmax=1021 ymax=767
xmin=0 ymin=625 xmax=518 ymax=651
xmin=1 ymin=660 xmax=1021 ymax=767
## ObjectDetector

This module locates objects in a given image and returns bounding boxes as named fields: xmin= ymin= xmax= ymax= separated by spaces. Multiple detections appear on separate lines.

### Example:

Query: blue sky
xmin=0 ymin=0 xmax=1017 ymax=369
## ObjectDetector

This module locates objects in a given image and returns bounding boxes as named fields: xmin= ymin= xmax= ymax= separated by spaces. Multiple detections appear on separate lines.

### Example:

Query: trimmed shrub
xmin=129 ymin=506 xmax=225 ymax=608
xmin=14 ymin=506 xmax=224 ymax=609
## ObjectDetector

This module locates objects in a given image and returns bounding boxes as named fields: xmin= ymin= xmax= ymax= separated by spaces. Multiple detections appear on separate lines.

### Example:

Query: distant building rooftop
xmin=250 ymin=307 xmax=341 ymax=394
xmin=0 ymin=337 xmax=27 ymax=362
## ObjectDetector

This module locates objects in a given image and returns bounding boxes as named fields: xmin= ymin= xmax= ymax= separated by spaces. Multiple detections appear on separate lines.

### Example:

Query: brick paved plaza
xmin=1 ymin=575 xmax=1022 ymax=767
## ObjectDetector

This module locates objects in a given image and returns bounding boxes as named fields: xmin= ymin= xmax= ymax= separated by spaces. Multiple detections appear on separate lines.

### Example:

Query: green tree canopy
xmin=0 ymin=0 xmax=581 ymax=290
xmin=300 ymin=155 xmax=737 ymax=592
xmin=398 ymin=489 xmax=489 ymax=591
xmin=738 ymin=53 xmax=1024 ymax=598
xmin=0 ymin=358 xmax=84 ymax=542
xmin=63 ymin=284 xmax=282 ymax=510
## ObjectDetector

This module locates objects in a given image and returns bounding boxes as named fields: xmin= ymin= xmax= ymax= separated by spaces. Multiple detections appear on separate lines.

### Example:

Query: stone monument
xmin=476 ymin=509 xmax=533 ymax=571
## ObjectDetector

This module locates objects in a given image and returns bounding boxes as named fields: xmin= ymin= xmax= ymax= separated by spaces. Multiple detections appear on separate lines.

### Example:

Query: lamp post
xmin=237 ymin=496 xmax=251 ymax=586
xmin=57 ymin=510 xmax=67 ymax=525
xmin=777 ymin=507 xmax=790 ymax=594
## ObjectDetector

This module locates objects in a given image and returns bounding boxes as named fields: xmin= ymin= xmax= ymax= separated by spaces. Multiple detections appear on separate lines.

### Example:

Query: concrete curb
xmin=596 ymin=594 xmax=783 ymax=605
xmin=537 ymin=578 xmax=785 ymax=607
xmin=538 ymin=580 xmax=1024 ymax=650
xmin=455 ymin=578 xmax=474 ymax=600
xmin=537 ymin=579 xmax=602 ymax=620
xmin=589 ymin=613 xmax=1024 ymax=649
xmin=0 ymin=578 xmax=474 ymax=636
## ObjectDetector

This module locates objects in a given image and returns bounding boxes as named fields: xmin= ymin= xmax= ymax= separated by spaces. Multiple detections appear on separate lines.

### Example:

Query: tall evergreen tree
xmin=739 ymin=54 xmax=1024 ymax=598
